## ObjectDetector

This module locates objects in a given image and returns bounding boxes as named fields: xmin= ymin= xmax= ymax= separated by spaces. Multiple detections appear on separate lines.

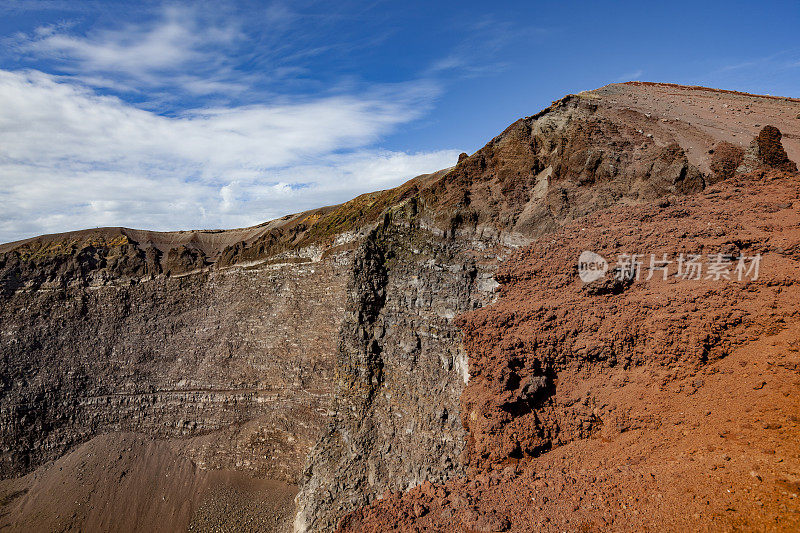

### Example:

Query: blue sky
xmin=1 ymin=0 xmax=798 ymax=243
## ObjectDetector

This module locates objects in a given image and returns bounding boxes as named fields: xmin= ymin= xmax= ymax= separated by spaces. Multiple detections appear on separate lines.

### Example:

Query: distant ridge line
xmin=622 ymin=81 xmax=800 ymax=103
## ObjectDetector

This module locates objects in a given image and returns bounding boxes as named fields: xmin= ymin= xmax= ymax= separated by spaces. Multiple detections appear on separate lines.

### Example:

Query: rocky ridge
xmin=294 ymin=83 xmax=800 ymax=531
xmin=0 ymin=82 xmax=799 ymax=532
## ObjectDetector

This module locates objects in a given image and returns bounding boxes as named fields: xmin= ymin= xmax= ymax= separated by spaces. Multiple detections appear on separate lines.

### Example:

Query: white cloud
xmin=614 ymin=70 xmax=644 ymax=82
xmin=0 ymin=69 xmax=459 ymax=243
xmin=13 ymin=5 xmax=244 ymax=95
xmin=27 ymin=6 xmax=234 ymax=69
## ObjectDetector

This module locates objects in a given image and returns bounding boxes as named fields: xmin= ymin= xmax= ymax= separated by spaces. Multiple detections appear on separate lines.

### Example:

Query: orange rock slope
xmin=340 ymin=161 xmax=800 ymax=531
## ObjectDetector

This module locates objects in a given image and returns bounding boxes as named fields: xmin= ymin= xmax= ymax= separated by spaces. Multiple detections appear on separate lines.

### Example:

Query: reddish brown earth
xmin=339 ymin=160 xmax=800 ymax=531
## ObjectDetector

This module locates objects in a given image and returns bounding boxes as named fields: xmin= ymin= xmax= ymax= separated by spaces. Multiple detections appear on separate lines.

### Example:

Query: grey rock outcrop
xmin=293 ymin=206 xmax=504 ymax=532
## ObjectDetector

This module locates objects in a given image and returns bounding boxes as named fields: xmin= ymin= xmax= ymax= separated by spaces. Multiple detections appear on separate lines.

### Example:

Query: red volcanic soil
xmin=340 ymin=166 xmax=800 ymax=532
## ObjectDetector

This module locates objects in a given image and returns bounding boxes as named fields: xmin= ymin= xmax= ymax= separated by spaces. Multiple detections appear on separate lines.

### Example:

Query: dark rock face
xmin=736 ymin=125 xmax=799 ymax=175
xmin=756 ymin=125 xmax=798 ymax=172
xmin=0 ymin=253 xmax=351 ymax=482
xmin=710 ymin=141 xmax=746 ymax=182
xmin=0 ymin=236 xmax=161 ymax=295
xmin=294 ymin=207 xmax=503 ymax=532
xmin=163 ymin=244 xmax=207 ymax=275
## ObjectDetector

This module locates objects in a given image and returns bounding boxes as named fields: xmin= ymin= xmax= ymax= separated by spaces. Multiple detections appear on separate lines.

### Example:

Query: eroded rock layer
xmin=0 ymin=253 xmax=351 ymax=482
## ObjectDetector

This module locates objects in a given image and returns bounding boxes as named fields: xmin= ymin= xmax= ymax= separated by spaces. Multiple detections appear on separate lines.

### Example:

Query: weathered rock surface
xmin=293 ymin=209 xmax=503 ymax=532
xmin=0 ymin=251 xmax=352 ymax=482
xmin=0 ymin=82 xmax=799 ymax=532
xmin=338 ymin=165 xmax=800 ymax=531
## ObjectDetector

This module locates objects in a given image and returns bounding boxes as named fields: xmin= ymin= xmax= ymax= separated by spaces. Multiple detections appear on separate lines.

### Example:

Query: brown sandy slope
xmin=611 ymin=82 xmax=800 ymax=170
xmin=339 ymin=165 xmax=800 ymax=531
xmin=0 ymin=433 xmax=296 ymax=533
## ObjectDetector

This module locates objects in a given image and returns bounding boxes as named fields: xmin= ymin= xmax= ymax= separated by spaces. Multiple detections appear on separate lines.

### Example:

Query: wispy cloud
xmin=26 ymin=9 xmax=233 ymax=71
xmin=424 ymin=16 xmax=548 ymax=80
xmin=12 ymin=5 xmax=246 ymax=96
xmin=699 ymin=48 xmax=800 ymax=96
xmin=712 ymin=48 xmax=800 ymax=75
xmin=0 ymin=69 xmax=458 ymax=242
xmin=716 ymin=60 xmax=759 ymax=73
xmin=614 ymin=69 xmax=643 ymax=82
